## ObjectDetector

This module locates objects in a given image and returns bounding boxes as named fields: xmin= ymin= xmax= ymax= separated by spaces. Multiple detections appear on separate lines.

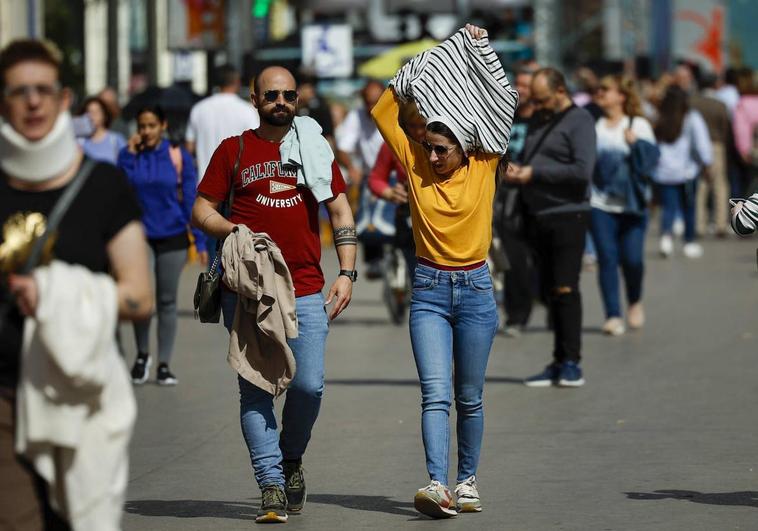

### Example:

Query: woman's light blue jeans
xmin=222 ymin=289 xmax=328 ymax=489
xmin=409 ymin=263 xmax=499 ymax=486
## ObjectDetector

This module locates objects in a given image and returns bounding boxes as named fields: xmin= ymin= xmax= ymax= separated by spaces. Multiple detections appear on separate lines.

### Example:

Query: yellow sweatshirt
xmin=371 ymin=88 xmax=500 ymax=266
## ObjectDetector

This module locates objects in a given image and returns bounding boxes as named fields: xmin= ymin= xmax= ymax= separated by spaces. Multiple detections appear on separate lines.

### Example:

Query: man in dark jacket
xmin=505 ymin=67 xmax=597 ymax=388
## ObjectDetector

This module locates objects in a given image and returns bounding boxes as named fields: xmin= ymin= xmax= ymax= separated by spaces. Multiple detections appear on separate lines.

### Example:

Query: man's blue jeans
xmin=658 ymin=181 xmax=698 ymax=242
xmin=590 ymin=209 xmax=648 ymax=319
xmin=221 ymin=289 xmax=328 ymax=488
xmin=409 ymin=263 xmax=498 ymax=486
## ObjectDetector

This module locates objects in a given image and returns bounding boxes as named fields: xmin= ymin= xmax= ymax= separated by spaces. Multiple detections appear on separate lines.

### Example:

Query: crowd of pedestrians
xmin=2 ymin=25 xmax=758 ymax=529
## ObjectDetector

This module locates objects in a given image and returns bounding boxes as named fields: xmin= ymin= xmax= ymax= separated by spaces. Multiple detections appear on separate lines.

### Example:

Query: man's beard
xmin=261 ymin=106 xmax=294 ymax=127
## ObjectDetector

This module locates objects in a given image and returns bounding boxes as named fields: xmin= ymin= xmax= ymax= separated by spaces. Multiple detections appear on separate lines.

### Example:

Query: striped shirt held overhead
xmin=732 ymin=194 xmax=758 ymax=236
xmin=390 ymin=28 xmax=519 ymax=155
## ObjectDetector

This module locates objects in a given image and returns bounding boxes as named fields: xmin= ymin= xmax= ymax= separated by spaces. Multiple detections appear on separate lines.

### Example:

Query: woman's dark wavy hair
xmin=80 ymin=96 xmax=112 ymax=128
xmin=425 ymin=121 xmax=462 ymax=150
xmin=136 ymin=104 xmax=167 ymax=124
xmin=655 ymin=85 xmax=688 ymax=144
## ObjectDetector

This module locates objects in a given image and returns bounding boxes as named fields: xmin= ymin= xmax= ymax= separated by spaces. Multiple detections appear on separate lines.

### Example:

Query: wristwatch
xmin=339 ymin=269 xmax=358 ymax=282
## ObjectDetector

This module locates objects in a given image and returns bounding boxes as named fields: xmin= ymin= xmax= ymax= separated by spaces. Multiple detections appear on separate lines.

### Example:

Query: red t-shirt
xmin=199 ymin=129 xmax=346 ymax=297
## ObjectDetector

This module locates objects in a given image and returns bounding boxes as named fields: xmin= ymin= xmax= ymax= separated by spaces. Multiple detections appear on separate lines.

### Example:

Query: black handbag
xmin=193 ymin=135 xmax=243 ymax=323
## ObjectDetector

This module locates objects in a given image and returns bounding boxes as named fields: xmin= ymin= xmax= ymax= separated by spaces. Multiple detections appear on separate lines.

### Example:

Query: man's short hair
xmin=0 ymin=39 xmax=62 ymax=92
xmin=214 ymin=64 xmax=239 ymax=89
xmin=534 ymin=67 xmax=568 ymax=93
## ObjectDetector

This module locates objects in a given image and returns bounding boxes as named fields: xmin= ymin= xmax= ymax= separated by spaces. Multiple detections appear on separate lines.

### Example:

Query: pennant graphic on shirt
xmin=270 ymin=181 xmax=296 ymax=194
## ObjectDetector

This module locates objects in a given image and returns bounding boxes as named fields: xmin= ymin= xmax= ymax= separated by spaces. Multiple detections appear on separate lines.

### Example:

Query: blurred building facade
xmin=0 ymin=0 xmax=756 ymax=103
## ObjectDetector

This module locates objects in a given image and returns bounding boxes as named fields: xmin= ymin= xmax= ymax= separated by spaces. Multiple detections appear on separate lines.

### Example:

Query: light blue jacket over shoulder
xmin=279 ymin=116 xmax=334 ymax=203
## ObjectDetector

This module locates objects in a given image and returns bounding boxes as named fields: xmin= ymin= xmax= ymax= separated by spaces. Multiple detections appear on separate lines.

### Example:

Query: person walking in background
xmin=118 ymin=105 xmax=207 ymax=386
xmin=336 ymin=79 xmax=388 ymax=279
xmin=78 ymin=95 xmax=126 ymax=165
xmin=652 ymin=86 xmax=712 ymax=259
xmin=733 ymin=70 xmax=758 ymax=169
xmin=590 ymin=75 xmax=659 ymax=336
xmin=675 ymin=65 xmax=733 ymax=238
xmin=296 ymin=71 xmax=335 ymax=145
xmin=186 ymin=64 xmax=260 ymax=179
xmin=373 ymin=23 xmax=518 ymax=518
xmin=497 ymin=65 xmax=538 ymax=337
xmin=507 ymin=68 xmax=596 ymax=388
xmin=192 ymin=66 xmax=356 ymax=523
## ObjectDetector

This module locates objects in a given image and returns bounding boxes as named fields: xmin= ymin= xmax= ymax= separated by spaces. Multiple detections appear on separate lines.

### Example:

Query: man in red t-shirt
xmin=192 ymin=66 xmax=356 ymax=523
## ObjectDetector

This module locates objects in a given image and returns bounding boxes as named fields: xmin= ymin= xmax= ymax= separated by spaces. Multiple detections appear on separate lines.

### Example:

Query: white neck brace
xmin=0 ymin=112 xmax=79 ymax=183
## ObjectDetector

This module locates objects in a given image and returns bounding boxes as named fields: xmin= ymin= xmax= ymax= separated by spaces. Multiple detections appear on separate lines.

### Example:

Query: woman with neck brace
xmin=0 ymin=39 xmax=152 ymax=529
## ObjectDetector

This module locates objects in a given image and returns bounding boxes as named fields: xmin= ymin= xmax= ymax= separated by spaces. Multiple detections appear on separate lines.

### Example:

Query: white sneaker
xmin=683 ymin=242 xmax=703 ymax=259
xmin=455 ymin=476 xmax=482 ymax=513
xmin=602 ymin=317 xmax=626 ymax=336
xmin=414 ymin=480 xmax=457 ymax=518
xmin=659 ymin=235 xmax=673 ymax=258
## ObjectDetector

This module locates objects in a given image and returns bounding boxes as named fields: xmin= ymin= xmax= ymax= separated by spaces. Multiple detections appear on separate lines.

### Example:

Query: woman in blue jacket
xmin=118 ymin=105 xmax=206 ymax=386
xmin=590 ymin=75 xmax=659 ymax=336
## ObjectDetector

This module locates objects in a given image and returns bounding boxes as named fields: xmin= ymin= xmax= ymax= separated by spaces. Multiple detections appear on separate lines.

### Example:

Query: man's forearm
xmin=191 ymin=200 xmax=236 ymax=239
xmin=333 ymin=226 xmax=357 ymax=270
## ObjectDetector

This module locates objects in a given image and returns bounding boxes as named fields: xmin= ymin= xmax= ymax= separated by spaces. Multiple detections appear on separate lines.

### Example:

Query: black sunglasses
xmin=422 ymin=141 xmax=455 ymax=157
xmin=263 ymin=90 xmax=298 ymax=103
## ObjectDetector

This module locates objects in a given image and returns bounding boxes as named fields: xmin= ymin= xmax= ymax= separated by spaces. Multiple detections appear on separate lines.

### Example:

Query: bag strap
xmin=208 ymin=134 xmax=244 ymax=276
xmin=521 ymin=105 xmax=576 ymax=165
xmin=169 ymin=145 xmax=184 ymax=203
xmin=19 ymin=158 xmax=97 ymax=274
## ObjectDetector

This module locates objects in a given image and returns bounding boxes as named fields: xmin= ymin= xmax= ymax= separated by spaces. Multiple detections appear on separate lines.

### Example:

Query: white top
xmin=591 ymin=115 xmax=655 ymax=213
xmin=652 ymin=110 xmax=713 ymax=185
xmin=186 ymin=93 xmax=260 ymax=179
xmin=714 ymin=85 xmax=740 ymax=117
xmin=336 ymin=108 xmax=384 ymax=175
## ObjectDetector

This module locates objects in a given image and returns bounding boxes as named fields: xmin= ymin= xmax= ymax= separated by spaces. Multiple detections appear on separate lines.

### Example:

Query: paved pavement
xmin=122 ymin=234 xmax=758 ymax=530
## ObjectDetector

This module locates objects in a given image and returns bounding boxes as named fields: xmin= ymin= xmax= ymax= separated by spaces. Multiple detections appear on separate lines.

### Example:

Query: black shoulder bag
xmin=0 ymin=158 xmax=97 ymax=335
xmin=498 ymin=106 xmax=575 ymax=237
xmin=193 ymin=135 xmax=244 ymax=323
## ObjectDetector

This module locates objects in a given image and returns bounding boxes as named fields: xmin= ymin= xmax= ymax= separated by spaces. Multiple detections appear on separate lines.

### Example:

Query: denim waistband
xmin=415 ymin=262 xmax=490 ymax=285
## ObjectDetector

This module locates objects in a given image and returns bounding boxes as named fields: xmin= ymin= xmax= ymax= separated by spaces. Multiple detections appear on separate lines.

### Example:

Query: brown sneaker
xmin=414 ymin=480 xmax=457 ymax=518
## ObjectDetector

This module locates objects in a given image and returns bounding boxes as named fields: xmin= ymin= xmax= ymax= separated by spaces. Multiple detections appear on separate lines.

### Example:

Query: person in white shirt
xmin=652 ymin=85 xmax=713 ymax=259
xmin=589 ymin=75 xmax=659 ymax=336
xmin=185 ymin=64 xmax=260 ymax=179
xmin=335 ymin=80 xmax=388 ymax=278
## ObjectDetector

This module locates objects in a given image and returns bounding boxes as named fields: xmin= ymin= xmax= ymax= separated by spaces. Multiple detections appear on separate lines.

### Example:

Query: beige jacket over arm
xmin=222 ymin=226 xmax=298 ymax=396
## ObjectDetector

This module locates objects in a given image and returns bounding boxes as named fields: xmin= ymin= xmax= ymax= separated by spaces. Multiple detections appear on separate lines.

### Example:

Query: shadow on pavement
xmin=125 ymin=500 xmax=257 ymax=520
xmin=325 ymin=376 xmax=524 ymax=386
xmin=308 ymin=494 xmax=417 ymax=517
xmin=625 ymin=490 xmax=758 ymax=508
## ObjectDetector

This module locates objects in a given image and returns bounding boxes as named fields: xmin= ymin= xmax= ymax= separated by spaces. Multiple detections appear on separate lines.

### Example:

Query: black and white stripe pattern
xmin=732 ymin=194 xmax=758 ymax=236
xmin=390 ymin=28 xmax=519 ymax=155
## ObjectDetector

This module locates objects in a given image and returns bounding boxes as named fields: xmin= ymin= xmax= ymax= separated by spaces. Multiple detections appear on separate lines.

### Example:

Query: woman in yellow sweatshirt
xmin=371 ymin=30 xmax=503 ymax=517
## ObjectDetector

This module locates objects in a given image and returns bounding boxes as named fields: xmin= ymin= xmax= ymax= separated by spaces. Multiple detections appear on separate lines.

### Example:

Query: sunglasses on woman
xmin=263 ymin=90 xmax=298 ymax=103
xmin=422 ymin=141 xmax=456 ymax=157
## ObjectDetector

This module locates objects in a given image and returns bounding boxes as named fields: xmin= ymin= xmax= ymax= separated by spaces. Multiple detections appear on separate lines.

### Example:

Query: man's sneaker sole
xmin=157 ymin=376 xmax=178 ymax=386
xmin=255 ymin=512 xmax=288 ymax=523
xmin=414 ymin=492 xmax=457 ymax=518
xmin=558 ymin=377 xmax=585 ymax=388
xmin=131 ymin=357 xmax=151 ymax=385
xmin=457 ymin=500 xmax=482 ymax=513
xmin=524 ymin=379 xmax=554 ymax=388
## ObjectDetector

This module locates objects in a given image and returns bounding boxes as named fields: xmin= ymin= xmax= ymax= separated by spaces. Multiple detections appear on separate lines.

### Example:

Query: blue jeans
xmin=590 ymin=209 xmax=648 ymax=319
xmin=221 ymin=289 xmax=329 ymax=488
xmin=409 ymin=263 xmax=498 ymax=486
xmin=658 ymin=181 xmax=698 ymax=242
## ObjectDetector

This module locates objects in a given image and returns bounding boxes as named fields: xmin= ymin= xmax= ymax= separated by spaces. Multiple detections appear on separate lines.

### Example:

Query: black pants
xmin=501 ymin=231 xmax=534 ymax=326
xmin=526 ymin=211 xmax=589 ymax=363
